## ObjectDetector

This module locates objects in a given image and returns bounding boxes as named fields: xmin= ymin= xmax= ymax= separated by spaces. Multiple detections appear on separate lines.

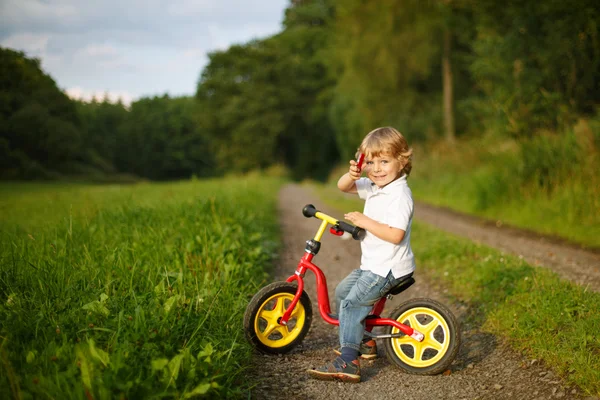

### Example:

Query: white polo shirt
xmin=356 ymin=175 xmax=416 ymax=279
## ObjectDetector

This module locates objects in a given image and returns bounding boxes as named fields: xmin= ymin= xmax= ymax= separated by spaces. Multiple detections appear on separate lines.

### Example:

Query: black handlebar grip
xmin=302 ymin=204 xmax=318 ymax=218
xmin=338 ymin=221 xmax=366 ymax=241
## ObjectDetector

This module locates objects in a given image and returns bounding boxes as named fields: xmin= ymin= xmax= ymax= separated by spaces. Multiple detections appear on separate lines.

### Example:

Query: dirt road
xmin=415 ymin=202 xmax=600 ymax=292
xmin=247 ymin=184 xmax=597 ymax=399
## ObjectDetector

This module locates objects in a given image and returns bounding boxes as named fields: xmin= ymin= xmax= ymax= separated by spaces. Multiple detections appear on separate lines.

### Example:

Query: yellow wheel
xmin=244 ymin=282 xmax=312 ymax=354
xmin=383 ymin=298 xmax=460 ymax=375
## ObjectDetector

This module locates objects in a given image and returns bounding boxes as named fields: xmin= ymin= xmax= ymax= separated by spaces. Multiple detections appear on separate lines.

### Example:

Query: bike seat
xmin=386 ymin=275 xmax=415 ymax=296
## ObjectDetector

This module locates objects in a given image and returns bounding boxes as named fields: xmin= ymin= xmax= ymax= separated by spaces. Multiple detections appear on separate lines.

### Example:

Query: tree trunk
xmin=442 ymin=27 xmax=455 ymax=142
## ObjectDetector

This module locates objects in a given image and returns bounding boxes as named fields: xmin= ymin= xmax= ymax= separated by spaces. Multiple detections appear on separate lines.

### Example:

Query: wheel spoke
xmin=274 ymin=297 xmax=287 ymax=315
xmin=413 ymin=315 xmax=434 ymax=333
xmin=421 ymin=318 xmax=440 ymax=336
xmin=423 ymin=318 xmax=445 ymax=351
xmin=259 ymin=296 xmax=289 ymax=324
xmin=290 ymin=305 xmax=303 ymax=318
xmin=388 ymin=304 xmax=456 ymax=369
xmin=275 ymin=326 xmax=289 ymax=336
xmin=251 ymin=287 xmax=312 ymax=349
xmin=262 ymin=322 xmax=279 ymax=338
xmin=394 ymin=335 xmax=413 ymax=344
xmin=425 ymin=336 xmax=444 ymax=352
xmin=408 ymin=315 xmax=419 ymax=330
xmin=414 ymin=342 xmax=426 ymax=361
xmin=259 ymin=308 xmax=278 ymax=322
xmin=258 ymin=297 xmax=291 ymax=340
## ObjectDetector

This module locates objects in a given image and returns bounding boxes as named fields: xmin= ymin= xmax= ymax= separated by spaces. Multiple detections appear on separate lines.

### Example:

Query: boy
xmin=308 ymin=126 xmax=416 ymax=383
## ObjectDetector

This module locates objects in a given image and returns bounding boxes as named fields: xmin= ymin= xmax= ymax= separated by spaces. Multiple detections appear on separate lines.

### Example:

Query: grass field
xmin=3 ymin=175 xmax=598 ymax=398
xmin=314 ymin=184 xmax=600 ymax=396
xmin=0 ymin=177 xmax=283 ymax=399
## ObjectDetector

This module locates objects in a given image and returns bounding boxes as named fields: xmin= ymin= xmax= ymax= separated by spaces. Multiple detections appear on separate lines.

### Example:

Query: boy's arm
xmin=337 ymin=160 xmax=361 ymax=194
xmin=344 ymin=212 xmax=406 ymax=244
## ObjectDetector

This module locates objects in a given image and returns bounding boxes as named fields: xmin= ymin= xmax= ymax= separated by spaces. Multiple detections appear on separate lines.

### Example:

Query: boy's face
xmin=364 ymin=153 xmax=404 ymax=188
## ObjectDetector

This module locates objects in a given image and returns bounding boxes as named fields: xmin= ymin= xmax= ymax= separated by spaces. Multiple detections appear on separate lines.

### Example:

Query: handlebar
xmin=302 ymin=204 xmax=366 ymax=241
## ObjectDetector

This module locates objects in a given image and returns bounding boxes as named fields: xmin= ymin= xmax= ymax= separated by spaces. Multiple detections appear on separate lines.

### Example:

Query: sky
xmin=0 ymin=0 xmax=288 ymax=105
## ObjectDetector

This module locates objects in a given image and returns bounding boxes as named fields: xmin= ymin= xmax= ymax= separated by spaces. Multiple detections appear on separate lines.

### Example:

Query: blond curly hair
xmin=358 ymin=127 xmax=413 ymax=177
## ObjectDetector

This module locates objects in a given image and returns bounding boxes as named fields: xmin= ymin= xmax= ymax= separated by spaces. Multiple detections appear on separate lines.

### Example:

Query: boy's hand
xmin=348 ymin=160 xmax=362 ymax=181
xmin=344 ymin=211 xmax=369 ymax=228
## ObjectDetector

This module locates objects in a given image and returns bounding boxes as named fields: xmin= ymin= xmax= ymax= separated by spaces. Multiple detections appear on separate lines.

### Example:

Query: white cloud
xmin=166 ymin=0 xmax=283 ymax=19
xmin=182 ymin=48 xmax=205 ymax=59
xmin=1 ymin=0 xmax=78 ymax=24
xmin=71 ymin=43 xmax=140 ymax=72
xmin=83 ymin=44 xmax=119 ymax=58
xmin=206 ymin=22 xmax=276 ymax=51
xmin=1 ymin=0 xmax=288 ymax=100
xmin=1 ymin=33 xmax=50 ymax=55
xmin=167 ymin=0 xmax=216 ymax=16
xmin=65 ymin=86 xmax=134 ymax=106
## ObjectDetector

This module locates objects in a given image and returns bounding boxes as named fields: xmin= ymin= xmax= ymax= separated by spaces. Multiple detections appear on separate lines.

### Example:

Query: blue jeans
xmin=335 ymin=269 xmax=407 ymax=351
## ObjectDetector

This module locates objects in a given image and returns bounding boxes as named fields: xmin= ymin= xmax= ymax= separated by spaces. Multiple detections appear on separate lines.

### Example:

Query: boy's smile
xmin=365 ymin=154 xmax=403 ymax=188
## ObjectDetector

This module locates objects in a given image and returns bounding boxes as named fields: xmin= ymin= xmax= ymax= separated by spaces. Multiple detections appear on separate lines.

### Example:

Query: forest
xmin=1 ymin=2 xmax=600 ymax=397
xmin=1 ymin=0 xmax=599 ymax=183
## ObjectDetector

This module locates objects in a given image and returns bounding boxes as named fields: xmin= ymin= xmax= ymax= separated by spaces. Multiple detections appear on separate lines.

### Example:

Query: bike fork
xmin=279 ymin=272 xmax=304 ymax=326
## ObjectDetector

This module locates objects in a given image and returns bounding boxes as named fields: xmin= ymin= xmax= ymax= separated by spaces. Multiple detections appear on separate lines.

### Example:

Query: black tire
xmin=383 ymin=298 xmax=460 ymax=375
xmin=243 ymin=282 xmax=312 ymax=354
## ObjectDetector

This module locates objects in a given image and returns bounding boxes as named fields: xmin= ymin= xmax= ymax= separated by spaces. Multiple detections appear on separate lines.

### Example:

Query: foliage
xmin=2 ymin=0 xmax=599 ymax=232
xmin=0 ymin=48 xmax=212 ymax=181
xmin=196 ymin=41 xmax=286 ymax=174
xmin=327 ymin=0 xmax=445 ymax=157
xmin=0 ymin=177 xmax=282 ymax=398
xmin=469 ymin=0 xmax=600 ymax=136
xmin=117 ymin=95 xmax=213 ymax=180
xmin=408 ymin=119 xmax=600 ymax=247
xmin=275 ymin=0 xmax=339 ymax=181
xmin=196 ymin=0 xmax=338 ymax=180
xmin=0 ymin=48 xmax=82 ymax=178
xmin=76 ymin=99 xmax=128 ymax=175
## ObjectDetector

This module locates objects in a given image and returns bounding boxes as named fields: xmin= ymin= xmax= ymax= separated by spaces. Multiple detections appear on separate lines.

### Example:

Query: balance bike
xmin=243 ymin=204 xmax=460 ymax=375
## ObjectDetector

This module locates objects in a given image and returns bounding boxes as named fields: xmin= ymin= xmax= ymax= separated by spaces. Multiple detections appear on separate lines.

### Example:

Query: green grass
xmin=313 ymin=184 xmax=600 ymax=396
xmin=0 ymin=177 xmax=283 ymax=399
xmin=408 ymin=128 xmax=600 ymax=249
xmin=414 ymin=223 xmax=600 ymax=396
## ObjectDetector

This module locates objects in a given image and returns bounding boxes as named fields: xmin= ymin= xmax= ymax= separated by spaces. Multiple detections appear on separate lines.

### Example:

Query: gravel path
xmin=415 ymin=202 xmax=600 ymax=292
xmin=247 ymin=184 xmax=598 ymax=400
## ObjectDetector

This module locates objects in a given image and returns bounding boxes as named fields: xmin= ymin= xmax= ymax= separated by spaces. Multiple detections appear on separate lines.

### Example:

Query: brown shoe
xmin=307 ymin=356 xmax=361 ymax=383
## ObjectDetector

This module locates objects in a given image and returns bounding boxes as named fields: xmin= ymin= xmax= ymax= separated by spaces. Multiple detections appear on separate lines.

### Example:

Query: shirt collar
xmin=372 ymin=174 xmax=407 ymax=194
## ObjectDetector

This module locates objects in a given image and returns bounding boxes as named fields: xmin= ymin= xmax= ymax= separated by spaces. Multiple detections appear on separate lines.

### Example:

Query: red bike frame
xmin=280 ymin=251 xmax=423 ymax=341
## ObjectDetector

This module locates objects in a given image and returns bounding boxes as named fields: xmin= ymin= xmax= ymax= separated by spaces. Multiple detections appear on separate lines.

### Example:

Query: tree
xmin=327 ymin=0 xmax=445 ymax=157
xmin=196 ymin=42 xmax=285 ymax=174
xmin=441 ymin=0 xmax=455 ymax=142
xmin=469 ymin=0 xmax=600 ymax=136
xmin=77 ymin=99 xmax=128 ymax=174
xmin=0 ymin=47 xmax=84 ymax=177
xmin=196 ymin=0 xmax=339 ymax=180
xmin=274 ymin=0 xmax=339 ymax=180
xmin=117 ymin=95 xmax=211 ymax=180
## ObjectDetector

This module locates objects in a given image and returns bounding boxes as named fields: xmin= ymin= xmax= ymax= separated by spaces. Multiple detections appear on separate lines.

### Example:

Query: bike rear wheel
xmin=243 ymin=282 xmax=312 ymax=354
xmin=383 ymin=298 xmax=460 ymax=375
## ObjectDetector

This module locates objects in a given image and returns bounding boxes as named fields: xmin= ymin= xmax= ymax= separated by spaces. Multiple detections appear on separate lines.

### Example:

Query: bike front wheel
xmin=243 ymin=282 xmax=312 ymax=354
xmin=383 ymin=298 xmax=460 ymax=375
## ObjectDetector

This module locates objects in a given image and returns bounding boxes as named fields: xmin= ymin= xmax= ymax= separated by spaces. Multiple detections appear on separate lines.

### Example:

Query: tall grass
xmin=409 ymin=117 xmax=600 ymax=248
xmin=0 ymin=177 xmax=282 ymax=398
